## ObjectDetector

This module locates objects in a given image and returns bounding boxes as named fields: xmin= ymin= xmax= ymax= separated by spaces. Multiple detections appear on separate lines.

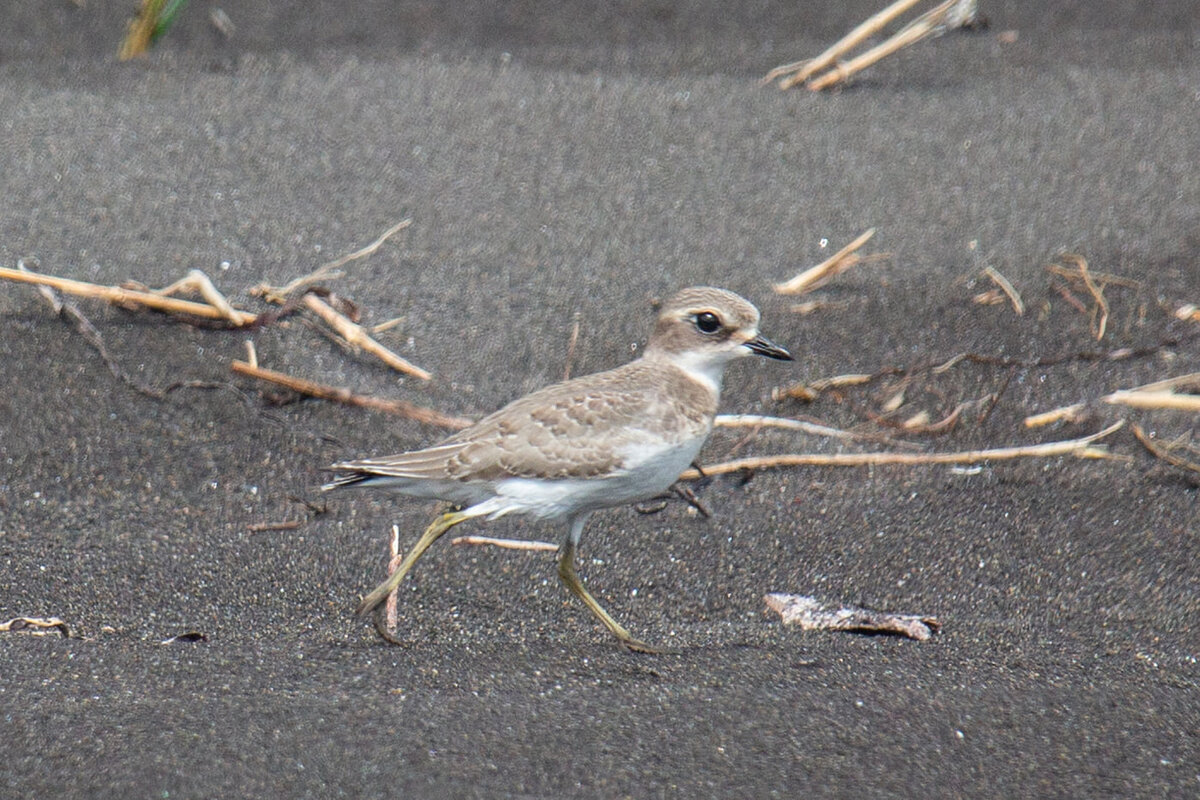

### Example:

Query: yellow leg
xmin=557 ymin=535 xmax=661 ymax=654
xmin=356 ymin=511 xmax=469 ymax=617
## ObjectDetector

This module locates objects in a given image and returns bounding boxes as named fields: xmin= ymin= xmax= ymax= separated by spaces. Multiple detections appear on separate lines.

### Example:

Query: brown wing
xmin=332 ymin=360 xmax=715 ymax=483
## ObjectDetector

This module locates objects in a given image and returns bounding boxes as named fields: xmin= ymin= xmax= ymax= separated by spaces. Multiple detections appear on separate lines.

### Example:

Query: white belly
xmin=483 ymin=432 xmax=707 ymax=520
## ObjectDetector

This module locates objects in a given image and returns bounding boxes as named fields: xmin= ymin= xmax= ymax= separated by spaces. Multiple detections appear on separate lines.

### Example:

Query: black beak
xmin=745 ymin=334 xmax=792 ymax=361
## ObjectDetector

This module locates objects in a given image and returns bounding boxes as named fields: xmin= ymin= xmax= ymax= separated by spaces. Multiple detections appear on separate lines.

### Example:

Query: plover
xmin=324 ymin=286 xmax=791 ymax=652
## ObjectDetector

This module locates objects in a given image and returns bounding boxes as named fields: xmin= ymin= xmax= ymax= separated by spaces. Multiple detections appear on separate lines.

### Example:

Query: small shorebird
xmin=324 ymin=286 xmax=791 ymax=652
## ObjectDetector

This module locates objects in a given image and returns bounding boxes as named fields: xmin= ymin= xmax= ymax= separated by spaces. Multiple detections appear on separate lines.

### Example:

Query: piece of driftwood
xmin=773 ymin=229 xmax=877 ymax=295
xmin=230 ymin=359 xmax=473 ymax=430
xmin=765 ymin=0 xmax=978 ymax=91
xmin=0 ymin=617 xmax=71 ymax=637
xmin=450 ymin=535 xmax=559 ymax=552
xmin=681 ymin=421 xmax=1123 ymax=480
xmin=765 ymin=593 xmax=940 ymax=640
xmin=0 ymin=265 xmax=257 ymax=325
xmin=301 ymin=292 xmax=432 ymax=380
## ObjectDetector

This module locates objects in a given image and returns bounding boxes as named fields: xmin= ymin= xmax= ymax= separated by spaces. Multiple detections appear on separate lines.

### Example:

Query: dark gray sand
xmin=2 ymin=1 xmax=1198 ymax=797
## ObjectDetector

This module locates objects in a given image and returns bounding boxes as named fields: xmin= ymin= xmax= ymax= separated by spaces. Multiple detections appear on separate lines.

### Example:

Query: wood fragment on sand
xmin=981 ymin=266 xmax=1024 ymax=316
xmin=230 ymin=359 xmax=473 ymax=430
xmin=1131 ymin=425 xmax=1200 ymax=478
xmin=765 ymin=0 xmax=978 ymax=91
xmin=247 ymin=520 xmax=303 ymax=533
xmin=302 ymin=293 xmax=432 ymax=381
xmin=765 ymin=594 xmax=940 ymax=641
xmin=146 ymin=268 xmax=247 ymax=324
xmin=1103 ymin=390 xmax=1200 ymax=413
xmin=680 ymin=422 xmax=1124 ymax=480
xmin=450 ymin=535 xmax=558 ymax=552
xmin=715 ymin=413 xmax=918 ymax=448
xmin=253 ymin=218 xmax=412 ymax=303
xmin=0 ymin=617 xmax=71 ymax=638
xmin=774 ymin=229 xmax=877 ymax=295
xmin=1024 ymin=403 xmax=1090 ymax=428
xmin=763 ymin=0 xmax=924 ymax=88
xmin=0 ymin=265 xmax=257 ymax=325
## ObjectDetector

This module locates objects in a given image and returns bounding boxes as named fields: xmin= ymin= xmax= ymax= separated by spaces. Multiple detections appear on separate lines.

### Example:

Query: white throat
xmin=660 ymin=347 xmax=738 ymax=395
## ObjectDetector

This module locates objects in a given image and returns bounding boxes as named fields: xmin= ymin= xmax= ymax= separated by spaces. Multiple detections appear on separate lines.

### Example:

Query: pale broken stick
xmin=145 ymin=269 xmax=245 ymax=325
xmin=765 ymin=594 xmax=940 ymax=641
xmin=1175 ymin=304 xmax=1200 ymax=323
xmin=1103 ymin=390 xmax=1200 ymax=413
xmin=254 ymin=218 xmax=413 ymax=303
xmin=715 ymin=413 xmax=920 ymax=449
xmin=371 ymin=529 xmax=558 ymax=641
xmin=774 ymin=229 xmax=877 ymax=295
xmin=230 ymin=359 xmax=473 ymax=430
xmin=982 ymin=266 xmax=1025 ymax=316
xmin=385 ymin=524 xmax=403 ymax=637
xmin=1049 ymin=254 xmax=1112 ymax=340
xmin=679 ymin=421 xmax=1125 ymax=480
xmin=302 ymin=292 xmax=432 ymax=381
xmin=0 ymin=265 xmax=257 ymax=325
xmin=772 ymin=372 xmax=877 ymax=403
xmin=764 ymin=0 xmax=924 ymax=88
xmin=767 ymin=0 xmax=977 ymax=91
xmin=0 ymin=616 xmax=71 ymax=638
xmin=806 ymin=0 xmax=978 ymax=92
xmin=1131 ymin=424 xmax=1200 ymax=478
xmin=451 ymin=535 xmax=558 ymax=552
xmin=1027 ymin=373 xmax=1200 ymax=427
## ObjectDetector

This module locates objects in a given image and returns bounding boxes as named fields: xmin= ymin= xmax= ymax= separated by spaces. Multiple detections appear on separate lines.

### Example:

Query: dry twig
xmin=563 ymin=314 xmax=582 ymax=381
xmin=765 ymin=0 xmax=978 ymax=91
xmin=1131 ymin=425 xmax=1200 ymax=478
xmin=147 ymin=269 xmax=246 ymax=324
xmin=247 ymin=520 xmax=303 ymax=533
xmin=982 ymin=266 xmax=1024 ymax=316
xmin=773 ymin=372 xmax=877 ymax=402
xmin=774 ymin=229 xmax=877 ymax=295
xmin=1103 ymin=390 xmax=1200 ymax=413
xmin=1024 ymin=403 xmax=1090 ymax=428
xmin=0 ymin=265 xmax=257 ymax=325
xmin=302 ymin=293 xmax=432 ymax=380
xmin=230 ymin=360 xmax=473 ymax=429
xmin=253 ymin=218 xmax=412 ymax=303
xmin=715 ymin=413 xmax=916 ymax=448
xmin=680 ymin=421 xmax=1124 ymax=480
xmin=450 ymin=535 xmax=558 ymax=552
xmin=386 ymin=524 xmax=403 ymax=635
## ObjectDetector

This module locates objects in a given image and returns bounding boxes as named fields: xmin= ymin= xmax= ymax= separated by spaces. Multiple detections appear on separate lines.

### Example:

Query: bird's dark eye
xmin=694 ymin=311 xmax=722 ymax=334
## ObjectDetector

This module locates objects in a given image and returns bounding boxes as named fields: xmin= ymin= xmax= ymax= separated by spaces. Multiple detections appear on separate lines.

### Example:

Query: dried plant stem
xmin=0 ymin=266 xmax=256 ymax=325
xmin=151 ymin=269 xmax=245 ymax=324
xmin=715 ymin=413 xmax=917 ymax=448
xmin=302 ymin=293 xmax=432 ymax=380
xmin=1131 ymin=425 xmax=1200 ymax=477
xmin=451 ymin=535 xmax=558 ymax=552
xmin=1024 ymin=403 xmax=1089 ymax=428
xmin=1103 ymin=390 xmax=1200 ymax=413
xmin=254 ymin=218 xmax=412 ymax=302
xmin=774 ymin=229 xmax=876 ymax=295
xmin=563 ymin=314 xmax=582 ymax=380
xmin=766 ymin=0 xmax=924 ymax=88
xmin=982 ymin=266 xmax=1024 ymax=316
xmin=230 ymin=360 xmax=473 ymax=430
xmin=386 ymin=524 xmax=403 ymax=634
xmin=680 ymin=422 xmax=1124 ymax=479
